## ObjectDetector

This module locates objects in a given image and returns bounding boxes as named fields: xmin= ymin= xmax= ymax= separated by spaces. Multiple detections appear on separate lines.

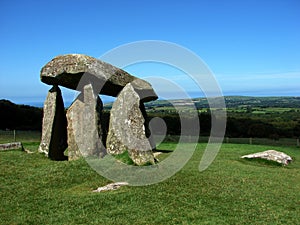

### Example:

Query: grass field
xmin=1 ymin=142 xmax=300 ymax=224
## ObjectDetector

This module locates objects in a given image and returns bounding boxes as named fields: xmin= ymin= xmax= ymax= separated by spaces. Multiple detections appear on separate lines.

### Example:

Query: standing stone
xmin=106 ymin=83 xmax=155 ymax=165
xmin=66 ymin=83 xmax=106 ymax=160
xmin=38 ymin=85 xmax=68 ymax=160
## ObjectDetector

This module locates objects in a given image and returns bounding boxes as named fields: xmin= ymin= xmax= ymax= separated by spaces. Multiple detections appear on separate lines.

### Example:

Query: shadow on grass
xmin=239 ymin=157 xmax=285 ymax=167
xmin=153 ymin=149 xmax=173 ymax=153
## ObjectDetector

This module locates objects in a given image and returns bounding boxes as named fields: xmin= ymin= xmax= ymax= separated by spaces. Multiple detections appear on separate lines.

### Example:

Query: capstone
xmin=40 ymin=54 xmax=157 ymax=101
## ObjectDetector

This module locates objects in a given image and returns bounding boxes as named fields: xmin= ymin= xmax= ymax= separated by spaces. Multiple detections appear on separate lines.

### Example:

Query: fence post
xmin=297 ymin=138 xmax=299 ymax=147
xmin=249 ymin=137 xmax=253 ymax=145
xmin=226 ymin=137 xmax=229 ymax=143
xmin=13 ymin=130 xmax=16 ymax=142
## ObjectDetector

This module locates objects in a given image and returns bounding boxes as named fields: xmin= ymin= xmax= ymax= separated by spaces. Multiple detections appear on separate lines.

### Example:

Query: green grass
xmin=242 ymin=157 xmax=285 ymax=166
xmin=1 ymin=142 xmax=300 ymax=224
xmin=113 ymin=150 xmax=135 ymax=165
xmin=226 ymin=107 xmax=297 ymax=114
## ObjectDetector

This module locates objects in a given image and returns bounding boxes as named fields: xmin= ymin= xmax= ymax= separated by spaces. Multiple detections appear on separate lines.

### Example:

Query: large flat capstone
xmin=40 ymin=54 xmax=157 ymax=102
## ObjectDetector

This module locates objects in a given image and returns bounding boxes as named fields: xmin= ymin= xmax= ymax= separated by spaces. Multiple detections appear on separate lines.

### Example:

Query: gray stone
xmin=241 ymin=150 xmax=292 ymax=165
xmin=106 ymin=83 xmax=155 ymax=165
xmin=38 ymin=85 xmax=68 ymax=160
xmin=66 ymin=83 xmax=106 ymax=160
xmin=40 ymin=54 xmax=157 ymax=102
xmin=92 ymin=182 xmax=129 ymax=192
xmin=0 ymin=142 xmax=23 ymax=151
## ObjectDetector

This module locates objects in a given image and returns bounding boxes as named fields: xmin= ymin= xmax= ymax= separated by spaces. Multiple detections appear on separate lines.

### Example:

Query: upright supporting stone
xmin=106 ymin=83 xmax=155 ymax=165
xmin=38 ymin=85 xmax=68 ymax=160
xmin=66 ymin=84 xmax=105 ymax=160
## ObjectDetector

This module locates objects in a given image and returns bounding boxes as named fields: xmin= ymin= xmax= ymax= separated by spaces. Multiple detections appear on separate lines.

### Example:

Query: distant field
xmin=1 ymin=142 xmax=299 ymax=224
xmin=148 ymin=106 xmax=299 ymax=114
xmin=226 ymin=107 xmax=298 ymax=114
xmin=144 ymin=96 xmax=300 ymax=109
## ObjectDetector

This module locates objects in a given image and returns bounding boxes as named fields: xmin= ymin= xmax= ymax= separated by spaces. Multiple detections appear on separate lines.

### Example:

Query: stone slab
xmin=0 ymin=142 xmax=23 ymax=151
xmin=40 ymin=54 xmax=157 ymax=102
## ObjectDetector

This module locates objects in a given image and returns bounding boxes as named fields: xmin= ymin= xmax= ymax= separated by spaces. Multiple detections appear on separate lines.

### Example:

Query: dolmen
xmin=38 ymin=54 xmax=157 ymax=165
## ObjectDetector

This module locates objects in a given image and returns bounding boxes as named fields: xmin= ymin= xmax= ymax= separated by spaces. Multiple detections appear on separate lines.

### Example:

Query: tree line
xmin=1 ymin=99 xmax=299 ymax=139
xmin=0 ymin=100 xmax=42 ymax=130
xmin=146 ymin=111 xmax=300 ymax=139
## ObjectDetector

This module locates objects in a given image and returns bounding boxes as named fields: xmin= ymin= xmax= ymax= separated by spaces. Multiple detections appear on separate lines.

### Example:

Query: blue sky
xmin=0 ymin=0 xmax=299 ymax=105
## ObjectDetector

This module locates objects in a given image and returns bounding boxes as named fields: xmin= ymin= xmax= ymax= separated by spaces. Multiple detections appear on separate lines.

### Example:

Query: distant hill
xmin=0 ymin=99 xmax=43 ymax=130
xmin=221 ymin=96 xmax=300 ymax=108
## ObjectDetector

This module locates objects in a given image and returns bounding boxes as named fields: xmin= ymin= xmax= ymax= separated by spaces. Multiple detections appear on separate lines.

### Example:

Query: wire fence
xmin=0 ymin=130 xmax=41 ymax=144
xmin=164 ymin=135 xmax=300 ymax=147
xmin=223 ymin=137 xmax=300 ymax=147
xmin=0 ymin=130 xmax=299 ymax=147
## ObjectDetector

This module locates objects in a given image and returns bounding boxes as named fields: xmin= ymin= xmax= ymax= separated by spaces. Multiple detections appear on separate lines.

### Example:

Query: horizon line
xmin=2 ymin=94 xmax=300 ymax=107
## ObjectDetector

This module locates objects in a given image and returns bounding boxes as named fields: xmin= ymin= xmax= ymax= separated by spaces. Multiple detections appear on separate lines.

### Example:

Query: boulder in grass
xmin=0 ymin=142 xmax=23 ymax=151
xmin=241 ymin=150 xmax=292 ymax=165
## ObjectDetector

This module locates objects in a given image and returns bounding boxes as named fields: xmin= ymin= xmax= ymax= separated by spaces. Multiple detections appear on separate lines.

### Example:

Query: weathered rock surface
xmin=66 ymin=83 xmax=106 ymax=160
xmin=241 ymin=150 xmax=292 ymax=165
xmin=38 ymin=85 xmax=68 ymax=160
xmin=106 ymin=83 xmax=155 ymax=165
xmin=0 ymin=142 xmax=23 ymax=151
xmin=40 ymin=54 xmax=157 ymax=102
